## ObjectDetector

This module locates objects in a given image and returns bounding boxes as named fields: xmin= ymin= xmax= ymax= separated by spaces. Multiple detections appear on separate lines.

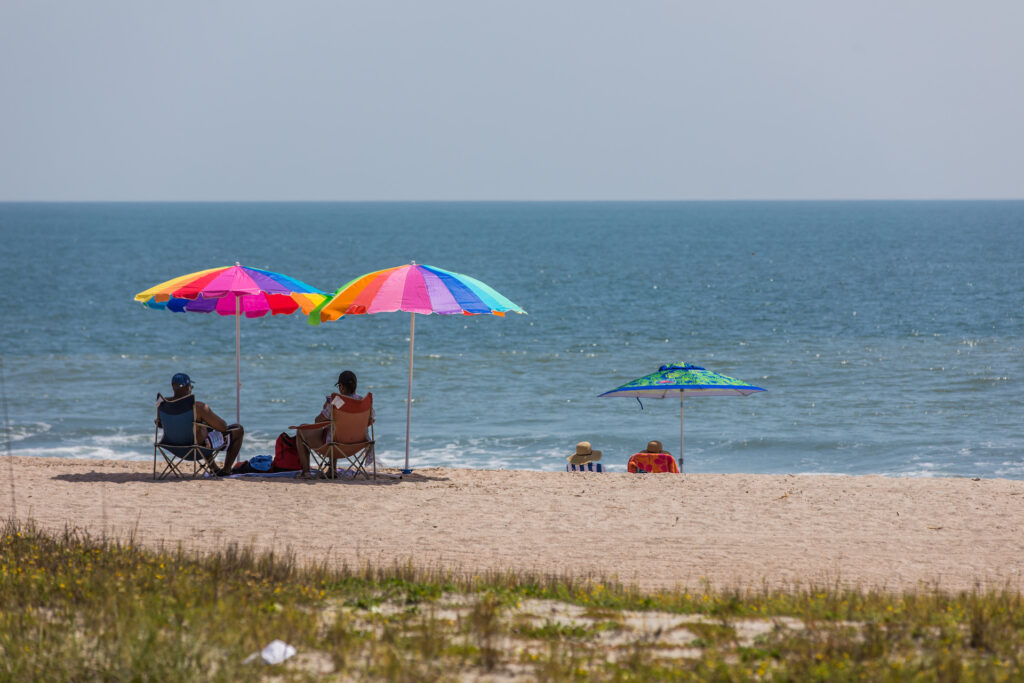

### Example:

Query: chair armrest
xmin=290 ymin=422 xmax=329 ymax=431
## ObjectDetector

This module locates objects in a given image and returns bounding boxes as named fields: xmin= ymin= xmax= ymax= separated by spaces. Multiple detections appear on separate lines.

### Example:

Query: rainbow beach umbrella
xmin=135 ymin=263 xmax=326 ymax=423
xmin=310 ymin=262 xmax=525 ymax=472
xmin=599 ymin=363 xmax=765 ymax=472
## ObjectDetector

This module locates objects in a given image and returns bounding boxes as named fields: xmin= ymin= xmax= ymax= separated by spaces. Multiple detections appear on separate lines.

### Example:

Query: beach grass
xmin=3 ymin=520 xmax=1024 ymax=680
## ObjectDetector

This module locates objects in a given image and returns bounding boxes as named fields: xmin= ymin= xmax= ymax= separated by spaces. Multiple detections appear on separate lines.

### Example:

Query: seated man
xmin=157 ymin=373 xmax=244 ymax=476
xmin=627 ymin=440 xmax=679 ymax=474
xmin=566 ymin=441 xmax=604 ymax=472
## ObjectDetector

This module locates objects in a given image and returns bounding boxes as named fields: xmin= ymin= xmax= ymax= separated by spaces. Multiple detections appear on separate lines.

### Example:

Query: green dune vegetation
xmin=3 ymin=520 xmax=1024 ymax=681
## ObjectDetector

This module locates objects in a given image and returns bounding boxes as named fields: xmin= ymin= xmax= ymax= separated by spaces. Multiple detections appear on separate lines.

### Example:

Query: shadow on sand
xmin=50 ymin=469 xmax=449 ymax=486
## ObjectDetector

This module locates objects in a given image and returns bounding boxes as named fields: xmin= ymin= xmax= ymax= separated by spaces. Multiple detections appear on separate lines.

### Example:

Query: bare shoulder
xmin=195 ymin=400 xmax=215 ymax=419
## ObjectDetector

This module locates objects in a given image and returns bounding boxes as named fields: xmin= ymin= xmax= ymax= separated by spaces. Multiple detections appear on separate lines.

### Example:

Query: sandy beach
xmin=3 ymin=456 xmax=1023 ymax=593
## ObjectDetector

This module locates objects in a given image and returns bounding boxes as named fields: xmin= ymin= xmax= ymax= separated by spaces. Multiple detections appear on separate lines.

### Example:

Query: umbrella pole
xmin=679 ymin=391 xmax=684 ymax=473
xmin=235 ymin=294 xmax=241 ymax=425
xmin=403 ymin=312 xmax=415 ymax=474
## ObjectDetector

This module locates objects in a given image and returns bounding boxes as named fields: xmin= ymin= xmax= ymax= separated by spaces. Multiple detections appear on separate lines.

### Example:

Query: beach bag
xmin=249 ymin=455 xmax=273 ymax=472
xmin=272 ymin=432 xmax=301 ymax=471
xmin=231 ymin=456 xmax=273 ymax=475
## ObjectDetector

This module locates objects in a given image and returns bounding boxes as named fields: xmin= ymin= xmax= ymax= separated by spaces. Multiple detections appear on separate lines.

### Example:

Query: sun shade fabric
xmin=310 ymin=263 xmax=524 ymax=323
xmin=134 ymin=264 xmax=326 ymax=318
xmin=599 ymin=363 xmax=765 ymax=399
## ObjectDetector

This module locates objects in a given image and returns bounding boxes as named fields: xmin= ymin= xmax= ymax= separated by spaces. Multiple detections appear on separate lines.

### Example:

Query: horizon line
xmin=2 ymin=197 xmax=1023 ymax=204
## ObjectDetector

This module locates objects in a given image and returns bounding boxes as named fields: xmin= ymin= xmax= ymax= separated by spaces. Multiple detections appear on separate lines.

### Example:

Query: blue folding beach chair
xmin=153 ymin=393 xmax=225 ymax=479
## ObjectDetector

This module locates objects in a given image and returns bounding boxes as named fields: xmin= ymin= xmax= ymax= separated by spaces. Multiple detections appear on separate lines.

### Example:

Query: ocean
xmin=1 ymin=201 xmax=1022 ymax=477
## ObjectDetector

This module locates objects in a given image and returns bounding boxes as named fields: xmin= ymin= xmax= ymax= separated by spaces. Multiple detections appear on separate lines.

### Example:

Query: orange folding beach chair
xmin=293 ymin=393 xmax=376 ymax=480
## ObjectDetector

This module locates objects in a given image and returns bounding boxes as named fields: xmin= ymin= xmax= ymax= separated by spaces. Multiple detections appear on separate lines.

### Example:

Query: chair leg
xmin=316 ymin=444 xmax=375 ymax=481
xmin=345 ymin=450 xmax=372 ymax=481
xmin=157 ymin=452 xmax=183 ymax=480
xmin=309 ymin=445 xmax=328 ymax=479
xmin=155 ymin=444 xmax=222 ymax=480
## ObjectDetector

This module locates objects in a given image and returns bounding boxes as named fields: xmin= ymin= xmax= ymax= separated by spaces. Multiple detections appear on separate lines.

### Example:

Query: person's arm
xmin=195 ymin=401 xmax=229 ymax=432
xmin=314 ymin=397 xmax=333 ymax=423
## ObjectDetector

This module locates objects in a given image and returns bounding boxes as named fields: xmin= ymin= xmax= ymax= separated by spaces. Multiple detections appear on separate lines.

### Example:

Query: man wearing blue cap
xmin=166 ymin=373 xmax=245 ymax=476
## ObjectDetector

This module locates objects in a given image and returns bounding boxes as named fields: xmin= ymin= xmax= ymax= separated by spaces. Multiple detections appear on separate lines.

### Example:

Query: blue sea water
xmin=1 ymin=201 xmax=1022 ymax=477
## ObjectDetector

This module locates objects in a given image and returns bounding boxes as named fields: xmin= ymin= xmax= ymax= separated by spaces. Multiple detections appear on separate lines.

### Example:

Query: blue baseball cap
xmin=171 ymin=373 xmax=192 ymax=387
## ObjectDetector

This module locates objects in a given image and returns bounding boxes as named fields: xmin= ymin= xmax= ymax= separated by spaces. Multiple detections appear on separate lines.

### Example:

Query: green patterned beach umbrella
xmin=599 ymin=363 xmax=765 ymax=471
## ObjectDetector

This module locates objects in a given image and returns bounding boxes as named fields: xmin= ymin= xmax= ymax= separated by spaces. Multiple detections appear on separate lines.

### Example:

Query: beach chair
xmin=153 ymin=393 xmax=226 ymax=479
xmin=627 ymin=452 xmax=680 ymax=474
xmin=294 ymin=393 xmax=376 ymax=480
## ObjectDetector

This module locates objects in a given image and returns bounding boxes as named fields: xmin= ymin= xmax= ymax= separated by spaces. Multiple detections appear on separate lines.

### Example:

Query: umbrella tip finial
xmin=410 ymin=260 xmax=417 ymax=265
xmin=235 ymin=261 xmax=241 ymax=267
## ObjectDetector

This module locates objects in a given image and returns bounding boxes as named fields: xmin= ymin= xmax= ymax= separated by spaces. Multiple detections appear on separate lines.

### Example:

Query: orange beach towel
xmin=627 ymin=452 xmax=680 ymax=474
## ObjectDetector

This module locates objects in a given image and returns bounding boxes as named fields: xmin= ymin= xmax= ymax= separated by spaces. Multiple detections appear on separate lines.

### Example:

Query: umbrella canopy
xmin=599 ymin=363 xmax=765 ymax=471
xmin=311 ymin=262 xmax=524 ymax=472
xmin=311 ymin=262 xmax=523 ymax=320
xmin=135 ymin=263 xmax=325 ymax=317
xmin=135 ymin=263 xmax=326 ymax=423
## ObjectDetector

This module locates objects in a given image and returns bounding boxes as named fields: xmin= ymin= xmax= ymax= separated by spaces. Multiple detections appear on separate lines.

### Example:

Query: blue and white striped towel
xmin=567 ymin=463 xmax=604 ymax=472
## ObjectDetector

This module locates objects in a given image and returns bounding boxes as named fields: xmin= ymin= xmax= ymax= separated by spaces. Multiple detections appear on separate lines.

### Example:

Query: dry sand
xmin=4 ymin=456 xmax=1024 ymax=593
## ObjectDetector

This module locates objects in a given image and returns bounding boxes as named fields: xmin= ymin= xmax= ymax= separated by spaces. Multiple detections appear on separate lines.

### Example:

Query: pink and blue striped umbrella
xmin=135 ymin=263 xmax=325 ymax=317
xmin=310 ymin=262 xmax=525 ymax=472
xmin=135 ymin=263 xmax=327 ymax=423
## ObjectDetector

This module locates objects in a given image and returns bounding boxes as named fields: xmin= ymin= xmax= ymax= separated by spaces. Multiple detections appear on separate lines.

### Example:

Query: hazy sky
xmin=2 ymin=1 xmax=1022 ymax=200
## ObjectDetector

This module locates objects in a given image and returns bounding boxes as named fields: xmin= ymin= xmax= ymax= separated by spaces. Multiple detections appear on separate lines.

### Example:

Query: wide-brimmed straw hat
xmin=645 ymin=440 xmax=664 ymax=454
xmin=567 ymin=441 xmax=602 ymax=465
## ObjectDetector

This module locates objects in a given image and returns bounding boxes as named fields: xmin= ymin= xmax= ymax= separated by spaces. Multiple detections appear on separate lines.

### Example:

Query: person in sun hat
xmin=627 ymin=440 xmax=679 ymax=474
xmin=156 ymin=372 xmax=245 ymax=476
xmin=566 ymin=441 xmax=604 ymax=472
